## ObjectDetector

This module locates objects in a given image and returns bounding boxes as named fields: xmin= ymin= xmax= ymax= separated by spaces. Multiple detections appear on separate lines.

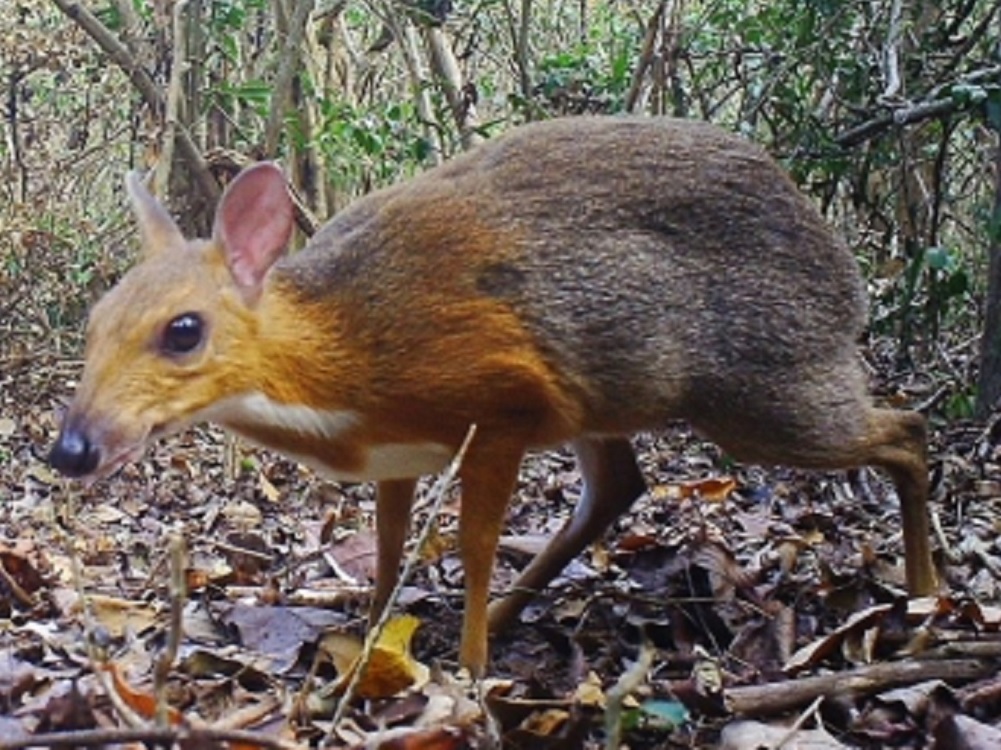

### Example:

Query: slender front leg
xmin=457 ymin=439 xmax=524 ymax=676
xmin=370 ymin=478 xmax=419 ymax=623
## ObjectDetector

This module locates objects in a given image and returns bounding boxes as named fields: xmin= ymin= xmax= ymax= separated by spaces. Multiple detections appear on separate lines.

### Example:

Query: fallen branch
xmin=0 ymin=725 xmax=305 ymax=750
xmin=726 ymin=657 xmax=997 ymax=716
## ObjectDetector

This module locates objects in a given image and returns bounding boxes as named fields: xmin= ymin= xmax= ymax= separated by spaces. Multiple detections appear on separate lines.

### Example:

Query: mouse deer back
xmin=50 ymin=116 xmax=936 ymax=675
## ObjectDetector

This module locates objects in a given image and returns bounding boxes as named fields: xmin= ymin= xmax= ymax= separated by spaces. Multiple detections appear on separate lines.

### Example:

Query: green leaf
xmin=638 ymin=699 xmax=690 ymax=730
xmin=616 ymin=696 xmax=688 ymax=732
xmin=945 ymin=268 xmax=969 ymax=298
xmin=924 ymin=246 xmax=952 ymax=271
xmin=951 ymin=82 xmax=988 ymax=106
xmin=986 ymin=89 xmax=1001 ymax=132
xmin=94 ymin=2 xmax=123 ymax=30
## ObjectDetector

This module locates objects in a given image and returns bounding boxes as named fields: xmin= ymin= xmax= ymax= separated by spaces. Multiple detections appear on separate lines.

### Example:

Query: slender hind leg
xmin=860 ymin=408 xmax=934 ymax=594
xmin=700 ymin=391 xmax=936 ymax=596
xmin=487 ymin=436 xmax=647 ymax=633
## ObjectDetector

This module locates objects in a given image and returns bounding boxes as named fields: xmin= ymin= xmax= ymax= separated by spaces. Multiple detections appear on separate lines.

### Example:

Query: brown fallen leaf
xmin=103 ymin=663 xmax=270 ymax=750
xmin=652 ymin=476 xmax=736 ymax=503
xmin=0 ymin=547 xmax=44 ymax=605
xmin=934 ymin=713 xmax=1001 ymax=750
xmin=785 ymin=597 xmax=943 ymax=674
xmin=103 ymin=661 xmax=184 ymax=725
xmin=347 ymin=725 xmax=470 ymax=750
xmin=79 ymin=593 xmax=159 ymax=638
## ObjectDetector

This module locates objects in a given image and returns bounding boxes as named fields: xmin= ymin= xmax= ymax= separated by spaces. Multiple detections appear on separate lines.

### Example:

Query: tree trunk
xmin=975 ymin=127 xmax=1001 ymax=418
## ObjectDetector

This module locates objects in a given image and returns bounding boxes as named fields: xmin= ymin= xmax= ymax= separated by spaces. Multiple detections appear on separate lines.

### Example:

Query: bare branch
xmin=265 ymin=0 xmax=318 ymax=156
xmin=155 ymin=0 xmax=190 ymax=198
xmin=50 ymin=0 xmax=218 ymax=202
xmin=625 ymin=0 xmax=668 ymax=113
xmin=880 ymin=0 xmax=904 ymax=102
xmin=835 ymin=65 xmax=1001 ymax=149
xmin=422 ymin=25 xmax=482 ymax=149
xmin=726 ymin=658 xmax=995 ymax=716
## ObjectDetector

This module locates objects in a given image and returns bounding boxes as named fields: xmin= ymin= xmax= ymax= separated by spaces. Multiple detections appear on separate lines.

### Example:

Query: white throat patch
xmin=204 ymin=392 xmax=359 ymax=437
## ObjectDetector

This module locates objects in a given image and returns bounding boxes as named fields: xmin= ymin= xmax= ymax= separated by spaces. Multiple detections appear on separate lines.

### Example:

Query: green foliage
xmin=531 ymin=10 xmax=638 ymax=114
xmin=680 ymin=0 xmax=994 ymax=365
xmin=925 ymin=246 xmax=972 ymax=329
xmin=212 ymin=80 xmax=274 ymax=118
xmin=209 ymin=0 xmax=267 ymax=32
xmin=313 ymin=99 xmax=431 ymax=193
xmin=944 ymin=388 xmax=977 ymax=420
xmin=94 ymin=2 xmax=123 ymax=30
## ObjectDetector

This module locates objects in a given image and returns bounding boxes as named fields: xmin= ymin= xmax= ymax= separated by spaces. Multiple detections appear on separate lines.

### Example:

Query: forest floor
xmin=2 ymin=343 xmax=1001 ymax=750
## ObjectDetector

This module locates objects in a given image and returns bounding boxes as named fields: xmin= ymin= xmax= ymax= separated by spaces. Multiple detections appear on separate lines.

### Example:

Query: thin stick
xmin=154 ymin=529 xmax=187 ymax=726
xmin=0 ymin=725 xmax=305 ymax=750
xmin=774 ymin=695 xmax=825 ymax=749
xmin=604 ymin=640 xmax=656 ymax=750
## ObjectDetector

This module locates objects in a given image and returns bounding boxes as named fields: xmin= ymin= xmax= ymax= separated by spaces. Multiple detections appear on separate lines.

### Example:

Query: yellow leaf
xmin=258 ymin=471 xmax=281 ymax=503
xmin=573 ymin=671 xmax=606 ymax=708
xmin=322 ymin=615 xmax=428 ymax=699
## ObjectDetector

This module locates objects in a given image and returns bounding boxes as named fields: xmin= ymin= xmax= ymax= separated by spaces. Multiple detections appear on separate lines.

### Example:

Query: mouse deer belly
xmin=201 ymin=392 xmax=453 ymax=480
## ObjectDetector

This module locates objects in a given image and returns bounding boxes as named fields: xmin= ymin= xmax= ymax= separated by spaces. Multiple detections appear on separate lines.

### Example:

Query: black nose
xmin=49 ymin=427 xmax=101 ymax=477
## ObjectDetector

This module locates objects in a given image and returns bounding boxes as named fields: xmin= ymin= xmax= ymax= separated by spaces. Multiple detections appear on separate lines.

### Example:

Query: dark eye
xmin=162 ymin=313 xmax=204 ymax=354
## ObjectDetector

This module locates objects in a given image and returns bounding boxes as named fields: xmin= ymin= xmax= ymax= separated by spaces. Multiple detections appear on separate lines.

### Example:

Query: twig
xmin=201 ymin=534 xmax=277 ymax=563
xmin=774 ymin=695 xmax=825 ymax=749
xmin=625 ymin=0 xmax=667 ymax=113
xmin=833 ymin=61 xmax=1001 ymax=150
xmin=327 ymin=424 xmax=478 ymax=734
xmin=154 ymin=529 xmax=187 ymax=726
xmin=836 ymin=97 xmax=959 ymax=148
xmin=604 ymin=640 xmax=656 ymax=750
xmin=930 ymin=501 xmax=958 ymax=565
xmin=501 ymin=0 xmax=532 ymax=103
xmin=378 ymin=2 xmax=443 ymax=163
xmin=0 ymin=725 xmax=305 ymax=749
xmin=421 ymin=26 xmax=482 ymax=149
xmin=880 ymin=0 xmax=903 ymax=102
xmin=726 ymin=658 xmax=996 ymax=716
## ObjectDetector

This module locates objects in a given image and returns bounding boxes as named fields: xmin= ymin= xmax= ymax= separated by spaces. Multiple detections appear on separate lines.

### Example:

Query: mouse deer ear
xmin=212 ymin=163 xmax=294 ymax=294
xmin=126 ymin=171 xmax=187 ymax=257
